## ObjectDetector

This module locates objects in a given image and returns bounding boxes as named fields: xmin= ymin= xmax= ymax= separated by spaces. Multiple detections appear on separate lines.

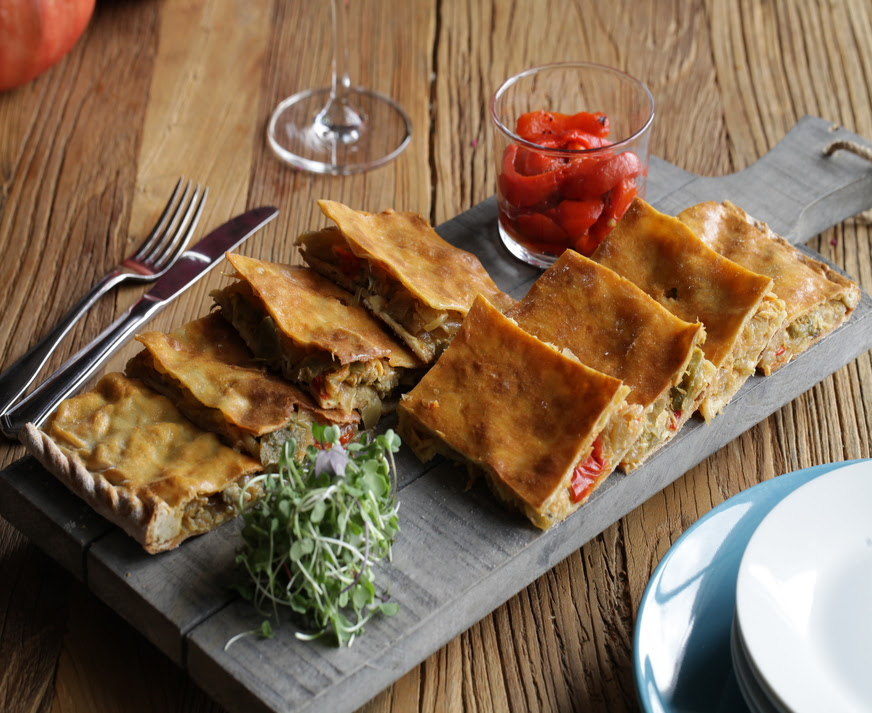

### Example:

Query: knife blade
xmin=0 ymin=206 xmax=278 ymax=438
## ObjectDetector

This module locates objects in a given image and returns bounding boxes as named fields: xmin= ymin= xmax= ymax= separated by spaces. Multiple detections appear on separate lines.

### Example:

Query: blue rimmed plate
xmin=633 ymin=459 xmax=868 ymax=713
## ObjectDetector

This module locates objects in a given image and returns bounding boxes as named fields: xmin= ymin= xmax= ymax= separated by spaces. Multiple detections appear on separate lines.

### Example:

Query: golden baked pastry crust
xmin=213 ymin=254 xmax=422 ymax=420
xmin=508 ymin=250 xmax=706 ymax=408
xmin=398 ymin=295 xmax=634 ymax=529
xmin=507 ymin=250 xmax=714 ymax=470
xmin=592 ymin=198 xmax=787 ymax=419
xmin=222 ymin=253 xmax=419 ymax=368
xmin=297 ymin=200 xmax=515 ymax=362
xmin=593 ymin=199 xmax=777 ymax=367
xmin=126 ymin=314 xmax=358 ymax=460
xmin=678 ymin=200 xmax=861 ymax=374
xmin=313 ymin=200 xmax=515 ymax=313
xmin=20 ymin=373 xmax=262 ymax=554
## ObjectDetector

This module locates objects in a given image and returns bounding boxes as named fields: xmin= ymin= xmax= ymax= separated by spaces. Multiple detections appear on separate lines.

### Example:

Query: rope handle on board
xmin=823 ymin=135 xmax=872 ymax=223
xmin=824 ymin=139 xmax=872 ymax=163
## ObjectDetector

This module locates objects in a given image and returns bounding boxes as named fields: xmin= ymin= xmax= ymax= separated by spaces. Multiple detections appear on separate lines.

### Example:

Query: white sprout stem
xmin=224 ymin=629 xmax=256 ymax=651
xmin=341 ymin=521 xmax=370 ymax=594
xmin=294 ymin=557 xmax=326 ymax=599
xmin=341 ymin=609 xmax=376 ymax=635
xmin=298 ymin=484 xmax=340 ymax=511
xmin=317 ymin=535 xmax=366 ymax=560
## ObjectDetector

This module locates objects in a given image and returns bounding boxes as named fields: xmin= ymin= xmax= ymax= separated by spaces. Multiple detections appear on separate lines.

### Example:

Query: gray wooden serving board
xmin=2 ymin=115 xmax=872 ymax=713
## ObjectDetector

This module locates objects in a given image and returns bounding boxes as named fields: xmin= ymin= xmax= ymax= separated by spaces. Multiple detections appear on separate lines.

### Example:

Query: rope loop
xmin=824 ymin=139 xmax=872 ymax=163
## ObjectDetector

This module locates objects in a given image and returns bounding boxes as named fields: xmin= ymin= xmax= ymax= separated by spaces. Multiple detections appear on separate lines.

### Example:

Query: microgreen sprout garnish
xmin=232 ymin=424 xmax=401 ymax=647
xmin=223 ymin=619 xmax=274 ymax=651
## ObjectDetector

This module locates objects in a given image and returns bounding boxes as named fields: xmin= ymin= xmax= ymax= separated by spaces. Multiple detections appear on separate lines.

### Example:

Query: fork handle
xmin=0 ymin=270 xmax=127 ymax=415
xmin=0 ymin=296 xmax=162 ymax=439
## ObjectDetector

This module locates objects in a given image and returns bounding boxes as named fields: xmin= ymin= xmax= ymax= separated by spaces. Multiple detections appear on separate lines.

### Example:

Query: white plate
xmin=730 ymin=616 xmax=791 ymax=713
xmin=735 ymin=460 xmax=872 ymax=713
xmin=633 ymin=460 xmax=864 ymax=713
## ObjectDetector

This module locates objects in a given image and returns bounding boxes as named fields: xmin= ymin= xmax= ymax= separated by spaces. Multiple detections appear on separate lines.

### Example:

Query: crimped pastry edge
xmin=19 ymin=422 xmax=178 ymax=554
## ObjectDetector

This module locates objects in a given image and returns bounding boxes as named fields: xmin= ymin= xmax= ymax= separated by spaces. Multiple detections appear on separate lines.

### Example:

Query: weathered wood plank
xmin=650 ymin=116 xmax=872 ymax=243
xmin=95 ymin=0 xmax=275 ymax=368
xmin=2 ymin=3 xmax=872 ymax=712
xmin=86 ymin=520 xmax=245 ymax=666
xmin=0 ymin=457 xmax=110 ymax=581
xmin=50 ymin=580 xmax=225 ymax=713
xmin=183 ymin=285 xmax=872 ymax=713
xmin=2 ymin=129 xmax=871 ymax=711
xmin=0 ymin=536 xmax=71 ymax=713
xmin=0 ymin=0 xmax=160 ymax=472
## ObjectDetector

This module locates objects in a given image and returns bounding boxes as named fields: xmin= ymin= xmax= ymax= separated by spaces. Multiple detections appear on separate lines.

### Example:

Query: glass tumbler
xmin=490 ymin=62 xmax=654 ymax=268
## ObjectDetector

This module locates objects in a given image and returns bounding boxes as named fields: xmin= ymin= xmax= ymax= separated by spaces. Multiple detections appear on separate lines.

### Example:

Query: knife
xmin=0 ymin=206 xmax=278 ymax=438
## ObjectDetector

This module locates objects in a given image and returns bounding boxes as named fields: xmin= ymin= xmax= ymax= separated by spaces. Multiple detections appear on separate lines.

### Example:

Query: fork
xmin=0 ymin=177 xmax=208 ymax=415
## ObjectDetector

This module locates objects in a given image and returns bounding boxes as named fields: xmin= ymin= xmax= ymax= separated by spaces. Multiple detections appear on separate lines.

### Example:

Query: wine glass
xmin=267 ymin=0 xmax=412 ymax=175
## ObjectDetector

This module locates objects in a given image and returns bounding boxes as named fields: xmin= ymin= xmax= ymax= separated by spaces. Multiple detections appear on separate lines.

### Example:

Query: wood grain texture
xmin=2 ymin=156 xmax=870 ymax=713
xmin=0 ymin=1 xmax=159 ymax=474
xmin=1 ymin=1 xmax=871 ymax=713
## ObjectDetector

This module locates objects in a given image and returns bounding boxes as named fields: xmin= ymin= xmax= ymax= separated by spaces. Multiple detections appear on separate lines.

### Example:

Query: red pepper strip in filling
xmin=333 ymin=244 xmax=364 ymax=279
xmin=314 ymin=430 xmax=356 ymax=448
xmin=312 ymin=375 xmax=330 ymax=402
xmin=570 ymin=435 xmax=608 ymax=503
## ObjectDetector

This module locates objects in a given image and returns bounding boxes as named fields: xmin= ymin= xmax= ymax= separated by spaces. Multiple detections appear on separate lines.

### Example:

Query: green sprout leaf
xmin=232 ymin=428 xmax=402 ymax=647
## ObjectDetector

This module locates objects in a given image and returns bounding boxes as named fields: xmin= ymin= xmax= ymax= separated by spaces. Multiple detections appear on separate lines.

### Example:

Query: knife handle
xmin=0 ymin=297 xmax=162 ymax=439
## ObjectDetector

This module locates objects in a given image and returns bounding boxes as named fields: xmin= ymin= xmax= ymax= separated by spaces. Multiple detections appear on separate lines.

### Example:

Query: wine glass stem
xmin=315 ymin=0 xmax=365 ymax=144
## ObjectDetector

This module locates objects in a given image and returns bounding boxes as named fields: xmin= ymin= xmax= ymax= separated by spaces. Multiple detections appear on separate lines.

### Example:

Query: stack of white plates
xmin=732 ymin=462 xmax=872 ymax=713
xmin=633 ymin=459 xmax=872 ymax=713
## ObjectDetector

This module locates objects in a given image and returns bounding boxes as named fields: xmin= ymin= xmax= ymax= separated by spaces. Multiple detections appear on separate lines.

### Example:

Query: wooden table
xmin=2 ymin=1 xmax=871 ymax=711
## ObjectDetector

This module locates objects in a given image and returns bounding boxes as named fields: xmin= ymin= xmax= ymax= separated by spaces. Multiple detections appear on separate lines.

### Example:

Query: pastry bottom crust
xmin=20 ymin=422 xmax=261 ymax=555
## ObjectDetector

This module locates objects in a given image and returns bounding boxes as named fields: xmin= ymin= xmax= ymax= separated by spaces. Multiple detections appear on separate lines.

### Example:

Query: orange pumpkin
xmin=0 ymin=0 xmax=96 ymax=91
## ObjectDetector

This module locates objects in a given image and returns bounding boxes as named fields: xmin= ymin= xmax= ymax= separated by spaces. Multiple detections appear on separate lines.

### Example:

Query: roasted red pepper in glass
xmin=497 ymin=109 xmax=643 ymax=258
xmin=498 ymin=144 xmax=563 ymax=209
xmin=516 ymin=110 xmax=610 ymax=142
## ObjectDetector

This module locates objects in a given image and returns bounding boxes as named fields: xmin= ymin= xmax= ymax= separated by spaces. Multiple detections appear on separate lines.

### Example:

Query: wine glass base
xmin=267 ymin=87 xmax=412 ymax=175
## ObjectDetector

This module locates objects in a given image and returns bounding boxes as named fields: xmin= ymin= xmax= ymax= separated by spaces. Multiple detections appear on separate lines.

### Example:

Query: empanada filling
xmin=299 ymin=227 xmax=464 ymax=361
xmin=213 ymin=282 xmax=402 ymax=423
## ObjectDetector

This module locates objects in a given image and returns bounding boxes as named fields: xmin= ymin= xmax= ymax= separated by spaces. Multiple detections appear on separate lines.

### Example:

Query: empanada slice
xmin=592 ymin=198 xmax=787 ymax=420
xmin=20 ymin=373 xmax=263 ymax=554
xmin=678 ymin=200 xmax=861 ymax=374
xmin=507 ymin=250 xmax=716 ymax=471
xmin=126 ymin=313 xmax=359 ymax=465
xmin=297 ymin=200 xmax=516 ymax=363
xmin=212 ymin=253 xmax=422 ymax=427
xmin=398 ymin=295 xmax=641 ymax=530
